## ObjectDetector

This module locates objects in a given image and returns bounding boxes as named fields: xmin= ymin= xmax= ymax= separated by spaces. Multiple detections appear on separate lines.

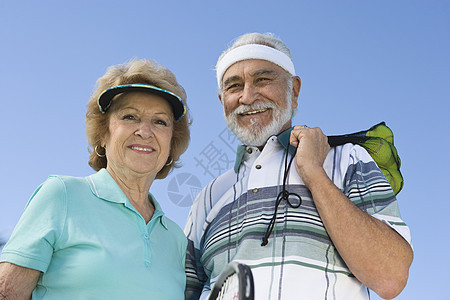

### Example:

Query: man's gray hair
xmin=218 ymin=32 xmax=292 ymax=60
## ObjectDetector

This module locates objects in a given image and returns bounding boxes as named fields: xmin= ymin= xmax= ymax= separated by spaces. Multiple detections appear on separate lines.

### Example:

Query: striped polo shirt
xmin=184 ymin=128 xmax=411 ymax=300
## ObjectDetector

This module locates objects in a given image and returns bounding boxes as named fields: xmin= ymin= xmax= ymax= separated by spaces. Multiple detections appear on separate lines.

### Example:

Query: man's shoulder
xmin=332 ymin=143 xmax=371 ymax=160
xmin=213 ymin=167 xmax=237 ymax=183
xmin=200 ymin=168 xmax=237 ymax=197
xmin=190 ymin=167 xmax=237 ymax=214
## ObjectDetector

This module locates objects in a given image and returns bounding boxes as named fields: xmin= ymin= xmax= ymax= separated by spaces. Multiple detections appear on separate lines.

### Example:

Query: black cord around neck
xmin=261 ymin=145 xmax=302 ymax=246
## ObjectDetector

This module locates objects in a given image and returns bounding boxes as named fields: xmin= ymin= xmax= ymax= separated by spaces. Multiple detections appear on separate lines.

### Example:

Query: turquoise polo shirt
xmin=0 ymin=168 xmax=187 ymax=299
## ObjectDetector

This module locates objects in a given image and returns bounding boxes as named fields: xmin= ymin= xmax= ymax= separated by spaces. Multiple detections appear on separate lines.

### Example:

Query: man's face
xmin=219 ymin=59 xmax=298 ymax=147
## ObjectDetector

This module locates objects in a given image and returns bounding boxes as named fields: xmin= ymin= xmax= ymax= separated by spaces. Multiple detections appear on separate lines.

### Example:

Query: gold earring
xmin=94 ymin=146 xmax=106 ymax=158
xmin=165 ymin=158 xmax=173 ymax=166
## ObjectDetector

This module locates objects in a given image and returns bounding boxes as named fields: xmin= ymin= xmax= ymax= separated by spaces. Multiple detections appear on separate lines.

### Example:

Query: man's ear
xmin=218 ymin=92 xmax=223 ymax=104
xmin=291 ymin=76 xmax=301 ymax=109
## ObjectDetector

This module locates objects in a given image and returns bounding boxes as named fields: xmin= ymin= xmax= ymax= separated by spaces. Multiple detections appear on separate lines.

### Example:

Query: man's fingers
xmin=290 ymin=125 xmax=309 ymax=146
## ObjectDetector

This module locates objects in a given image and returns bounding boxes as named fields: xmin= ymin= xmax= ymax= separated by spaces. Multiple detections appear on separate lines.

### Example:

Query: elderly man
xmin=185 ymin=33 xmax=413 ymax=300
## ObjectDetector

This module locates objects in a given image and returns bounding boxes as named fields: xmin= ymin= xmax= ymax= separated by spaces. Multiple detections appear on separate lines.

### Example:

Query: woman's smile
xmin=129 ymin=144 xmax=155 ymax=153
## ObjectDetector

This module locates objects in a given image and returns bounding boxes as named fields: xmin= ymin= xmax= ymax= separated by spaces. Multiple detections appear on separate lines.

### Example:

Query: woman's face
xmin=103 ymin=92 xmax=173 ymax=179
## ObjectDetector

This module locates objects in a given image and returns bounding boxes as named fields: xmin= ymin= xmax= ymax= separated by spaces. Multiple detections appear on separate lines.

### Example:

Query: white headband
xmin=216 ymin=44 xmax=296 ymax=87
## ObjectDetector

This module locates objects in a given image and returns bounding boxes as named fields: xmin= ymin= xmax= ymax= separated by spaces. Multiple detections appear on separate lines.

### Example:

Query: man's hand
xmin=289 ymin=125 xmax=330 ymax=187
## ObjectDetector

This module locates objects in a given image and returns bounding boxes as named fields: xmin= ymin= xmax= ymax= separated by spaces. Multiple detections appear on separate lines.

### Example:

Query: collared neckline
xmin=88 ymin=169 xmax=168 ymax=229
xmin=233 ymin=127 xmax=296 ymax=173
xmin=277 ymin=127 xmax=297 ymax=156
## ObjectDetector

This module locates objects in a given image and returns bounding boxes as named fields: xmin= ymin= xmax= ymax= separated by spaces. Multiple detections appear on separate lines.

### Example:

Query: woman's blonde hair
xmin=86 ymin=59 xmax=191 ymax=179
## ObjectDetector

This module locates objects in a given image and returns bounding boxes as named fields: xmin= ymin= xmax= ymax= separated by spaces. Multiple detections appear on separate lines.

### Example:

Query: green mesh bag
xmin=327 ymin=122 xmax=404 ymax=195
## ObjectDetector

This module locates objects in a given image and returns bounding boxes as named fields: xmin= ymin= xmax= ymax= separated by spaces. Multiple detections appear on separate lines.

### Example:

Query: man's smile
xmin=240 ymin=108 xmax=270 ymax=116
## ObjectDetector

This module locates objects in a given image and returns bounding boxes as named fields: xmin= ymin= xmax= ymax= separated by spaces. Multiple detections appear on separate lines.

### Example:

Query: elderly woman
xmin=0 ymin=59 xmax=190 ymax=299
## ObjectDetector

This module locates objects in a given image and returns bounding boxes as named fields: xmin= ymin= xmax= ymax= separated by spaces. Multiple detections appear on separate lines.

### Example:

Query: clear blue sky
xmin=1 ymin=1 xmax=449 ymax=299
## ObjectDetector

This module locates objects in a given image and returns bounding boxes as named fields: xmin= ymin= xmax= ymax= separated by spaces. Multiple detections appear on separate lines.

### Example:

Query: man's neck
xmin=255 ymin=125 xmax=293 ymax=151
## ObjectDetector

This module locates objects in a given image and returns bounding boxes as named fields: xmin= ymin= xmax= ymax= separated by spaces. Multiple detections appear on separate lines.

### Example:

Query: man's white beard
xmin=225 ymin=94 xmax=293 ymax=147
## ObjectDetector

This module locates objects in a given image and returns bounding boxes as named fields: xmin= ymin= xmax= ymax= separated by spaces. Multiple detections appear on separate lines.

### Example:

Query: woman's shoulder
xmin=163 ymin=216 xmax=184 ymax=233
xmin=47 ymin=174 xmax=90 ymax=184
xmin=162 ymin=216 xmax=187 ymax=245
xmin=32 ymin=174 xmax=93 ymax=203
